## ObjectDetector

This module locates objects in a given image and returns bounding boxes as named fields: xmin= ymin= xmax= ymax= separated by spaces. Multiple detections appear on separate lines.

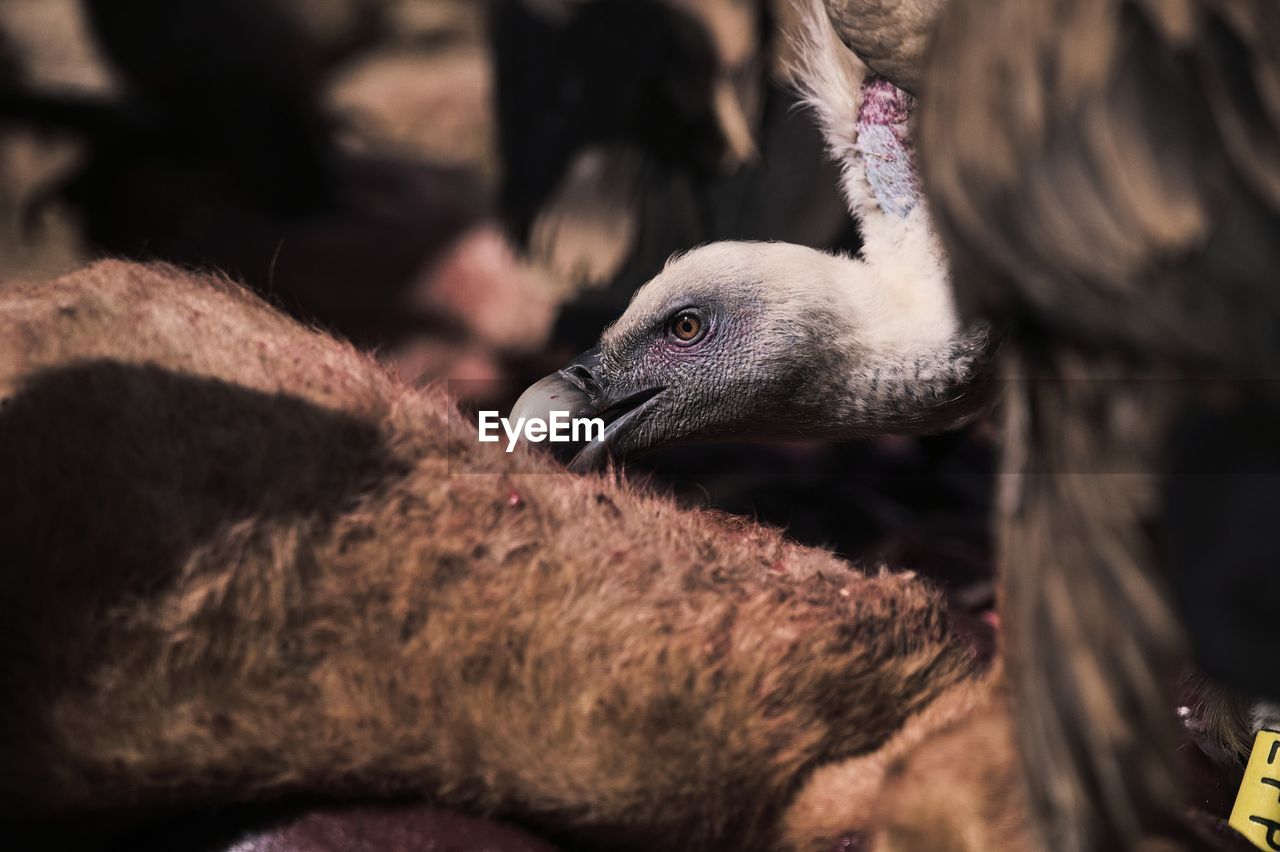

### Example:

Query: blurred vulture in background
xmin=0 ymin=0 xmax=556 ymax=393
xmin=921 ymin=0 xmax=1280 ymax=849
xmin=490 ymin=0 xmax=859 ymax=352
xmin=493 ymin=0 xmax=762 ymax=251
xmin=78 ymin=0 xmax=335 ymax=212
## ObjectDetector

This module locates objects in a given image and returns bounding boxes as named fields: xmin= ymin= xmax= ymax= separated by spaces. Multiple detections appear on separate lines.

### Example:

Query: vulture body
xmin=920 ymin=0 xmax=1280 ymax=849
xmin=822 ymin=0 xmax=944 ymax=95
xmin=0 ymin=260 xmax=986 ymax=851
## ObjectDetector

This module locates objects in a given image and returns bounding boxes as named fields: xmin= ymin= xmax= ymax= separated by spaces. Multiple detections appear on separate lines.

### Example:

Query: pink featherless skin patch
xmin=855 ymin=76 xmax=921 ymax=219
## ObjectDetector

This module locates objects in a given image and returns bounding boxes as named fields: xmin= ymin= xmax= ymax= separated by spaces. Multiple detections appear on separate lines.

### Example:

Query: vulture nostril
xmin=561 ymin=365 xmax=604 ymax=398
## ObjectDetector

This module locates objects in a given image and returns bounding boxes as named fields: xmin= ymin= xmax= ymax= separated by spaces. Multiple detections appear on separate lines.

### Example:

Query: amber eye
xmin=669 ymin=311 xmax=704 ymax=343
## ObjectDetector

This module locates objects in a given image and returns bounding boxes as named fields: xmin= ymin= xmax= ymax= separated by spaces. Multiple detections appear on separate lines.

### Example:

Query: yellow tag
xmin=1230 ymin=729 xmax=1280 ymax=851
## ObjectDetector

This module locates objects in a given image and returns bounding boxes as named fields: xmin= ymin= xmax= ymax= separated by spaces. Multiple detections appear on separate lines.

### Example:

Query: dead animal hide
xmin=783 ymin=668 xmax=1035 ymax=852
xmin=0 ymin=261 xmax=981 ymax=851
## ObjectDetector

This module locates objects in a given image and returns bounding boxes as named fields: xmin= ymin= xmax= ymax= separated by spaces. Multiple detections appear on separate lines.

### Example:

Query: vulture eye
xmin=668 ymin=311 xmax=705 ymax=344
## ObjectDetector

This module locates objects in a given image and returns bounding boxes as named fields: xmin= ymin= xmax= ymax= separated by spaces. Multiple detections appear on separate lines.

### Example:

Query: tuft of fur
xmin=783 ymin=667 xmax=1033 ymax=852
xmin=0 ymin=261 xmax=980 ymax=850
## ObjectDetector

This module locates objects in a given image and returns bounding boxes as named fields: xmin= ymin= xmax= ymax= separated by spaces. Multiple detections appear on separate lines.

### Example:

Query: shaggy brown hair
xmin=783 ymin=667 xmax=1033 ymax=852
xmin=0 ymin=261 xmax=984 ymax=850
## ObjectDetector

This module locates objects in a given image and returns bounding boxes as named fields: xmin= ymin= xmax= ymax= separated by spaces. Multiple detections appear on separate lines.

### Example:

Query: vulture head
xmin=513 ymin=240 xmax=994 ymax=471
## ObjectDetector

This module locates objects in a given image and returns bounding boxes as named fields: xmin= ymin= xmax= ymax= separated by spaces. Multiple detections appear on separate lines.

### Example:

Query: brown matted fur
xmin=783 ymin=667 xmax=1034 ymax=852
xmin=0 ymin=260 xmax=985 ymax=850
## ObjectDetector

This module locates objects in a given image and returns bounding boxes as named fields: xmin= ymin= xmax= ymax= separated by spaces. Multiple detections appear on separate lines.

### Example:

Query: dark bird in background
xmin=490 ymin=0 xmax=860 ymax=352
xmin=920 ymin=0 xmax=1280 ymax=849
xmin=491 ymin=0 xmax=758 ymax=248
xmin=78 ymin=0 xmax=335 ymax=213
xmin=0 ymin=0 xmax=505 ymax=356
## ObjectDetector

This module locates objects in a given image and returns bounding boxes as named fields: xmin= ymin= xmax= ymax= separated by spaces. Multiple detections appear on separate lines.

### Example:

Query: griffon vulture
xmin=511 ymin=1 xmax=995 ymax=471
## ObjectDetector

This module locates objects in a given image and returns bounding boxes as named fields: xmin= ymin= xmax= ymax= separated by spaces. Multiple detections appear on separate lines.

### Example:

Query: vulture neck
xmin=799 ymin=248 xmax=994 ymax=438
xmin=790 ymin=13 xmax=994 ymax=436
xmin=831 ymin=318 xmax=995 ymax=437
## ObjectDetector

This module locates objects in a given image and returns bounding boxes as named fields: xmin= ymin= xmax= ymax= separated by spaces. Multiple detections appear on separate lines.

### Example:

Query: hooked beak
xmin=510 ymin=346 xmax=664 ymax=472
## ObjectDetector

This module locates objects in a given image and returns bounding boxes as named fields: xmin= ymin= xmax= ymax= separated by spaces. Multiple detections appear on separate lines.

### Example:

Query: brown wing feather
xmin=823 ymin=0 xmax=946 ymax=94
xmin=922 ymin=0 xmax=1280 ymax=374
